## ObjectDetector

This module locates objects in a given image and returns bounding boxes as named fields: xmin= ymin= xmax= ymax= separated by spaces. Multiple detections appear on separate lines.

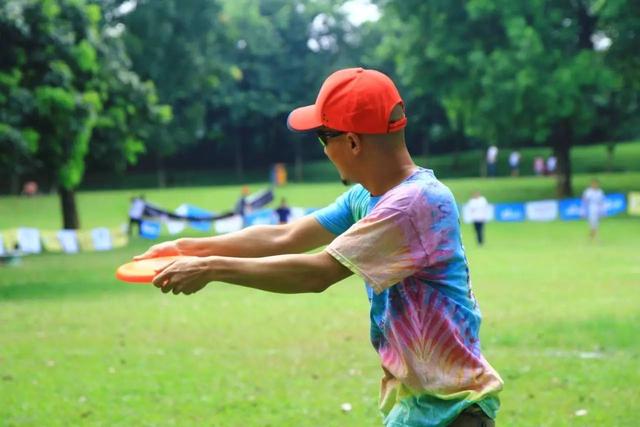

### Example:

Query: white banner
xmin=57 ymin=230 xmax=79 ymax=253
xmin=461 ymin=203 xmax=495 ymax=224
xmin=214 ymin=214 xmax=243 ymax=234
xmin=91 ymin=227 xmax=112 ymax=251
xmin=0 ymin=234 xmax=5 ymax=256
xmin=17 ymin=227 xmax=42 ymax=253
xmin=289 ymin=207 xmax=308 ymax=222
xmin=165 ymin=218 xmax=187 ymax=235
xmin=525 ymin=200 xmax=559 ymax=222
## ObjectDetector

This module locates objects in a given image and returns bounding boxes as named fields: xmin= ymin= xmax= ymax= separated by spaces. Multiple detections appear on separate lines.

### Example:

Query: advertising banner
xmin=525 ymin=200 xmax=559 ymax=222
xmin=494 ymin=203 xmax=526 ymax=222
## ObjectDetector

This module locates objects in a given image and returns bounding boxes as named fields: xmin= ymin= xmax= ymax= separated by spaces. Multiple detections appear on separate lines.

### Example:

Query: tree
xmin=381 ymin=0 xmax=635 ymax=196
xmin=0 ymin=0 xmax=166 ymax=228
xmin=115 ymin=0 xmax=231 ymax=186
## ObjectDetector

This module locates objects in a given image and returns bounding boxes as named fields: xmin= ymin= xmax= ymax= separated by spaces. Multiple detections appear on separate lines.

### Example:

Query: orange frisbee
xmin=116 ymin=256 xmax=182 ymax=284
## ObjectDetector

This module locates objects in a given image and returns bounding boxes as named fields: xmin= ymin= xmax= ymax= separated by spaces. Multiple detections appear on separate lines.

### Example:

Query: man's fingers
xmin=153 ymin=269 xmax=172 ymax=289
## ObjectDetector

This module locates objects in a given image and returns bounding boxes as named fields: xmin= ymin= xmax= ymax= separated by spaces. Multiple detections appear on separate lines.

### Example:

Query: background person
xmin=546 ymin=155 xmax=557 ymax=175
xmin=275 ymin=198 xmax=291 ymax=224
xmin=582 ymin=178 xmax=605 ymax=241
xmin=509 ymin=150 xmax=521 ymax=177
xmin=486 ymin=145 xmax=499 ymax=177
xmin=136 ymin=68 xmax=503 ymax=427
xmin=234 ymin=186 xmax=252 ymax=227
xmin=127 ymin=195 xmax=146 ymax=236
xmin=533 ymin=156 xmax=545 ymax=176
xmin=466 ymin=191 xmax=491 ymax=246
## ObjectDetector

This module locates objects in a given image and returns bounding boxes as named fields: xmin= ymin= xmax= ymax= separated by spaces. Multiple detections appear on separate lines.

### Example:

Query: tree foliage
xmin=380 ymin=0 xmax=638 ymax=196
xmin=0 ymin=0 xmax=167 ymax=227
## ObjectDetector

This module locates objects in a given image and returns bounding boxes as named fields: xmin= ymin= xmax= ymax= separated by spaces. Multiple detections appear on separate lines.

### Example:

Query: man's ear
xmin=346 ymin=132 xmax=362 ymax=155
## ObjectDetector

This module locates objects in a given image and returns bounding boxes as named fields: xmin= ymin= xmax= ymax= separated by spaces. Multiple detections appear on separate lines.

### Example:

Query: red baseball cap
xmin=287 ymin=67 xmax=407 ymax=134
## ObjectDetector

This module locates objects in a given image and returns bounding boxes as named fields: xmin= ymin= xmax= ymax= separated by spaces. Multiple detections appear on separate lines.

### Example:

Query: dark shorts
xmin=448 ymin=405 xmax=495 ymax=427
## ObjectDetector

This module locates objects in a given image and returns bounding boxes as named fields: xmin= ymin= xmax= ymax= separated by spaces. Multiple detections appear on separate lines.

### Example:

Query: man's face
xmin=317 ymin=128 xmax=356 ymax=185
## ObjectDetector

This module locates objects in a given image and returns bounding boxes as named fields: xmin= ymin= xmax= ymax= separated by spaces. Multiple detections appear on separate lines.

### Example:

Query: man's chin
xmin=341 ymin=179 xmax=351 ymax=186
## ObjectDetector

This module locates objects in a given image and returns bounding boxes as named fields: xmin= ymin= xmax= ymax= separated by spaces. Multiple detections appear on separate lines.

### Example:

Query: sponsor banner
xmin=245 ymin=208 xmax=277 ymax=226
xmin=246 ymin=189 xmax=274 ymax=210
xmin=139 ymin=220 xmax=162 ymax=240
xmin=526 ymin=200 xmax=559 ymax=222
xmin=461 ymin=203 xmax=495 ymax=224
xmin=0 ymin=232 xmax=5 ymax=256
xmin=164 ymin=218 xmax=187 ymax=235
xmin=175 ymin=204 xmax=214 ymax=232
xmin=629 ymin=192 xmax=640 ymax=216
xmin=58 ymin=230 xmax=79 ymax=253
xmin=289 ymin=207 xmax=308 ymax=222
xmin=91 ymin=227 xmax=113 ymax=251
xmin=603 ymin=193 xmax=626 ymax=217
xmin=559 ymin=198 xmax=583 ymax=220
xmin=41 ymin=229 xmax=81 ymax=253
xmin=17 ymin=227 xmax=42 ymax=253
xmin=214 ymin=214 xmax=243 ymax=234
xmin=494 ymin=203 xmax=526 ymax=222
xmin=57 ymin=230 xmax=80 ymax=254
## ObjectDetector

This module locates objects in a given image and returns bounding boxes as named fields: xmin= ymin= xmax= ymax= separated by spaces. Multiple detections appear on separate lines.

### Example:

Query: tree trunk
xmin=156 ymin=151 xmax=167 ymax=188
xmin=59 ymin=187 xmax=80 ymax=229
xmin=552 ymin=120 xmax=573 ymax=198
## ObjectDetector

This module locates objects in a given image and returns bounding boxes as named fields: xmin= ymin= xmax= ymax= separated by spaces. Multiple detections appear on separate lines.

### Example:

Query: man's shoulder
xmin=378 ymin=170 xmax=455 ymax=212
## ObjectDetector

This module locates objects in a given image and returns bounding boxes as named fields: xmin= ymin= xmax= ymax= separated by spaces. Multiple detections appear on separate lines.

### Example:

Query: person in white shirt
xmin=128 ymin=195 xmax=146 ymax=236
xmin=509 ymin=151 xmax=521 ymax=177
xmin=546 ymin=155 xmax=557 ymax=175
xmin=582 ymin=179 xmax=605 ymax=241
xmin=486 ymin=145 xmax=499 ymax=177
xmin=467 ymin=191 xmax=490 ymax=246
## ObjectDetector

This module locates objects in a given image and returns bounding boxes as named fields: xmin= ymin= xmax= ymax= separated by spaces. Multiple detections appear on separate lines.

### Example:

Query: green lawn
xmin=2 ymin=172 xmax=639 ymax=230
xmin=74 ymin=140 xmax=640 ymax=189
xmin=1 ymin=177 xmax=639 ymax=426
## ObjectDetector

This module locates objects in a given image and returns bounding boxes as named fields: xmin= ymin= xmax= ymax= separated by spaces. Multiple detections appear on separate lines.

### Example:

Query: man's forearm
xmin=177 ymin=224 xmax=289 ymax=257
xmin=176 ymin=216 xmax=334 ymax=258
xmin=201 ymin=252 xmax=351 ymax=294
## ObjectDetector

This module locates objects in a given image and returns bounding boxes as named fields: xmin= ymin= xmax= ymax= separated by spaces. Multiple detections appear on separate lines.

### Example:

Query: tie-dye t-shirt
xmin=313 ymin=168 xmax=503 ymax=427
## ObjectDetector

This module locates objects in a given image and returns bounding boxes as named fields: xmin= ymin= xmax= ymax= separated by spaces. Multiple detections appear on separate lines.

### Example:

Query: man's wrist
xmin=173 ymin=238 xmax=187 ymax=255
xmin=202 ymin=256 xmax=223 ymax=282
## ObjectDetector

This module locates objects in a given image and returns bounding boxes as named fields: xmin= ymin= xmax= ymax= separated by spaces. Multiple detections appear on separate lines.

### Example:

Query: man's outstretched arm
xmin=152 ymin=250 xmax=352 ymax=295
xmin=135 ymin=216 xmax=336 ymax=260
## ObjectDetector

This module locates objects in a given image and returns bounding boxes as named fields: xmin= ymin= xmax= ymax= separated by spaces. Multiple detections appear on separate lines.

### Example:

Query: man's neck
xmin=360 ymin=155 xmax=417 ymax=197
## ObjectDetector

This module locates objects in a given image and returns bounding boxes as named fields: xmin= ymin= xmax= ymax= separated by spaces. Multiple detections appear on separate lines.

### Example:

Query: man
xmin=508 ymin=151 xmax=520 ymax=177
xmin=234 ymin=186 xmax=251 ymax=227
xmin=486 ymin=145 xmax=498 ymax=177
xmin=582 ymin=178 xmax=605 ymax=242
xmin=275 ymin=197 xmax=292 ymax=224
xmin=127 ymin=195 xmax=146 ymax=236
xmin=136 ymin=68 xmax=503 ymax=426
xmin=466 ymin=191 xmax=491 ymax=246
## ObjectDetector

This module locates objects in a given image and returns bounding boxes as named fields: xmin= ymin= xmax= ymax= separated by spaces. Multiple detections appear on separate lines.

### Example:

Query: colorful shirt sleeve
xmin=313 ymin=190 xmax=356 ymax=236
xmin=325 ymin=204 xmax=428 ymax=294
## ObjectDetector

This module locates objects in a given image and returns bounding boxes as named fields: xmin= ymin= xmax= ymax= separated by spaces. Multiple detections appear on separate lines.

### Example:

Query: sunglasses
xmin=316 ymin=130 xmax=344 ymax=147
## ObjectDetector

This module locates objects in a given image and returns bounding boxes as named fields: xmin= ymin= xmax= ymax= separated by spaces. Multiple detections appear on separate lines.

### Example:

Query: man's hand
xmin=152 ymin=256 xmax=211 ymax=295
xmin=134 ymin=239 xmax=183 ymax=261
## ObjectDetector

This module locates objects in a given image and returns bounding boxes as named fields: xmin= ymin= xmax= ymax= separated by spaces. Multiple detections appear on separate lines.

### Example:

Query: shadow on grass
xmin=0 ymin=248 xmax=148 ymax=301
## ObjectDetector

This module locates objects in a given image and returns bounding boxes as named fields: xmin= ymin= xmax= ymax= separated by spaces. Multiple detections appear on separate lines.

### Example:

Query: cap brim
xmin=287 ymin=105 xmax=322 ymax=132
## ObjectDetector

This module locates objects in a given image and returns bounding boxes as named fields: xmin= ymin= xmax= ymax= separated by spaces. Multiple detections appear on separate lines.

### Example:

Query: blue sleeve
xmin=313 ymin=190 xmax=355 ymax=236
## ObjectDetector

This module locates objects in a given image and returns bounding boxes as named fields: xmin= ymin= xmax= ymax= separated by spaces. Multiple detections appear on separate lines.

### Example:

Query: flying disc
xmin=115 ymin=256 xmax=182 ymax=284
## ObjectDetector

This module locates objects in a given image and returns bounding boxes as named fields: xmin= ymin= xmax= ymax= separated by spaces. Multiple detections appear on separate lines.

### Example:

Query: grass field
xmin=1 ymin=174 xmax=639 ymax=426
